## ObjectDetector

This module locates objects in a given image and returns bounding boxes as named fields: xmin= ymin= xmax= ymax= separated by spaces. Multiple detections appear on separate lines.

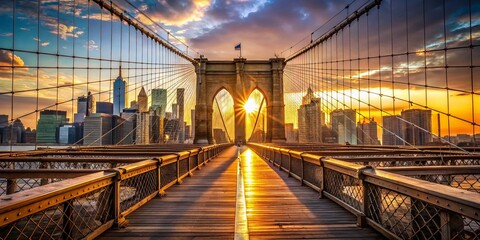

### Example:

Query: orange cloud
xmin=0 ymin=50 xmax=25 ymax=67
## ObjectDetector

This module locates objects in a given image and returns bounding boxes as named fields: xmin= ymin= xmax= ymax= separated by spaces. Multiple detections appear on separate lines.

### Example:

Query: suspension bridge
xmin=0 ymin=0 xmax=479 ymax=239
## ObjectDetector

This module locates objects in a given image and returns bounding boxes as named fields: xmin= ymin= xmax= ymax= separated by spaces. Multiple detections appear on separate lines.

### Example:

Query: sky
xmin=0 ymin=0 xmax=478 ymax=142
xmin=108 ymin=0 xmax=357 ymax=59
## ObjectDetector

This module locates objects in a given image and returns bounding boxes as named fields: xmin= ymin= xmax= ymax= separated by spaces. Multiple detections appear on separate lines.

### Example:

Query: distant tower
xmin=138 ymin=87 xmax=148 ymax=113
xmin=331 ymin=109 xmax=357 ymax=145
xmin=401 ymin=109 xmax=432 ymax=146
xmin=151 ymin=88 xmax=167 ymax=118
xmin=113 ymin=66 xmax=127 ymax=116
xmin=177 ymin=88 xmax=185 ymax=143
xmin=297 ymin=87 xmax=324 ymax=143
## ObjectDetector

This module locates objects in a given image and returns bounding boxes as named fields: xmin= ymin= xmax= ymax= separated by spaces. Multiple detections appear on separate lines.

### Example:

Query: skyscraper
xmin=120 ymin=109 xmax=137 ymax=144
xmin=151 ymin=88 xmax=167 ymax=118
xmin=356 ymin=118 xmax=379 ymax=145
xmin=113 ymin=67 xmax=127 ymax=116
xmin=36 ymin=110 xmax=68 ymax=143
xmin=177 ymin=88 xmax=185 ymax=143
xmin=138 ymin=87 xmax=148 ymax=113
xmin=297 ymin=87 xmax=324 ymax=143
xmin=401 ymin=109 xmax=432 ymax=146
xmin=136 ymin=112 xmax=150 ymax=144
xmin=83 ymin=113 xmax=112 ymax=146
xmin=382 ymin=115 xmax=403 ymax=145
xmin=285 ymin=123 xmax=297 ymax=143
xmin=74 ymin=92 xmax=95 ymax=123
xmin=331 ymin=109 xmax=357 ymax=145
xmin=96 ymin=102 xmax=113 ymax=115
xmin=191 ymin=109 xmax=195 ymax=140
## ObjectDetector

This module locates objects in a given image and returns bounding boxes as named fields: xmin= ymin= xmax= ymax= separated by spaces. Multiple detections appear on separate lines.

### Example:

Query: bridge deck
xmin=100 ymin=147 xmax=383 ymax=239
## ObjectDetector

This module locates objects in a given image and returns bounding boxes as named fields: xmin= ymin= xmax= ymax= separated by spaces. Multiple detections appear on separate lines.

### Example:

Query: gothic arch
xmin=194 ymin=58 xmax=286 ymax=144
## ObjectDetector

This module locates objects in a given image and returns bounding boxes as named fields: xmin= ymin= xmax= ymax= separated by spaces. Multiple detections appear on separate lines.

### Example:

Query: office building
xmin=113 ymin=67 xmax=127 ymax=116
xmin=285 ymin=123 xmax=297 ymax=143
xmin=74 ymin=92 xmax=95 ymax=123
xmin=297 ymin=87 xmax=324 ymax=143
xmin=177 ymin=88 xmax=185 ymax=143
xmin=138 ymin=87 xmax=148 ymax=113
xmin=83 ymin=113 xmax=112 ymax=146
xmin=331 ymin=109 xmax=357 ymax=145
xmin=151 ymin=88 xmax=167 ymax=118
xmin=357 ymin=118 xmax=379 ymax=145
xmin=382 ymin=115 xmax=404 ymax=145
xmin=191 ymin=109 xmax=195 ymax=140
xmin=120 ymin=109 xmax=137 ymax=145
xmin=401 ymin=109 xmax=432 ymax=146
xmin=136 ymin=112 xmax=150 ymax=144
xmin=96 ymin=102 xmax=113 ymax=115
xmin=59 ymin=125 xmax=76 ymax=144
xmin=36 ymin=110 xmax=68 ymax=143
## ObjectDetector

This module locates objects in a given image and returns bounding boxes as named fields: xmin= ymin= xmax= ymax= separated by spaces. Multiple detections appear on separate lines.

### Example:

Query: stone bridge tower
xmin=194 ymin=58 xmax=286 ymax=145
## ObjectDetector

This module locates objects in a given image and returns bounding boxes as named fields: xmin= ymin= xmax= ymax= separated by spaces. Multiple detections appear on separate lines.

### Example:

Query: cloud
xmin=0 ymin=50 xmax=26 ymax=67
xmin=50 ymin=23 xmax=83 ymax=40
xmin=188 ymin=0 xmax=351 ymax=59
xmin=133 ymin=0 xmax=211 ymax=27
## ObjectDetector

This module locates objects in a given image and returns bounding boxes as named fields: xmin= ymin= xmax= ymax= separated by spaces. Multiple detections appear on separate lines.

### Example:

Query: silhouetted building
xmin=83 ymin=113 xmax=112 ymax=146
xmin=120 ymin=109 xmax=137 ymax=145
xmin=172 ymin=104 xmax=178 ymax=119
xmin=185 ymin=125 xmax=191 ymax=141
xmin=356 ymin=118 xmax=379 ymax=145
xmin=382 ymin=115 xmax=403 ymax=145
xmin=177 ymin=88 xmax=185 ymax=143
xmin=297 ymin=87 xmax=324 ymax=143
xmin=401 ymin=109 xmax=432 ymax=146
xmin=322 ymin=126 xmax=338 ymax=143
xmin=285 ymin=123 xmax=297 ymax=143
xmin=138 ymin=87 xmax=148 ymax=113
xmin=113 ymin=67 xmax=127 ymax=116
xmin=59 ymin=125 xmax=76 ymax=144
xmin=164 ymin=118 xmax=180 ymax=143
xmin=96 ymin=102 xmax=113 ymax=115
xmin=136 ymin=112 xmax=150 ymax=144
xmin=191 ymin=109 xmax=195 ymax=140
xmin=74 ymin=92 xmax=95 ymax=123
xmin=24 ymin=127 xmax=36 ymax=143
xmin=112 ymin=115 xmax=125 ymax=145
xmin=150 ymin=108 xmax=162 ymax=143
xmin=36 ymin=110 xmax=68 ymax=143
xmin=331 ymin=109 xmax=357 ymax=145
xmin=151 ymin=88 xmax=167 ymax=117
xmin=213 ymin=128 xmax=228 ymax=143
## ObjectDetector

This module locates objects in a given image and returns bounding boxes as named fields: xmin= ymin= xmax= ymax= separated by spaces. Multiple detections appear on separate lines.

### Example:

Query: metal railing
xmin=0 ymin=144 xmax=231 ymax=239
xmin=248 ymin=143 xmax=480 ymax=240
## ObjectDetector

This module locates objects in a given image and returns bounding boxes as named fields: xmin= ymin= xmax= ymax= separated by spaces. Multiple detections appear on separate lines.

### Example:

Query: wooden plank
xmin=99 ymin=146 xmax=384 ymax=240
xmin=239 ymin=148 xmax=385 ymax=240
xmin=98 ymin=146 xmax=238 ymax=239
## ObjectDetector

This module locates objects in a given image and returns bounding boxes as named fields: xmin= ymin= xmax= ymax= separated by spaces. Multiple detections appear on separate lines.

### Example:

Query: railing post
xmin=358 ymin=170 xmax=368 ymax=227
xmin=108 ymin=168 xmax=126 ymax=229
xmin=439 ymin=210 xmax=464 ymax=240
xmin=279 ymin=150 xmax=283 ymax=170
xmin=288 ymin=151 xmax=292 ymax=177
xmin=153 ymin=157 xmax=165 ymax=197
xmin=358 ymin=166 xmax=373 ymax=228
xmin=6 ymin=178 xmax=16 ymax=194
xmin=300 ymin=153 xmax=305 ymax=186
xmin=187 ymin=151 xmax=193 ymax=177
xmin=318 ymin=157 xmax=325 ymax=199
xmin=176 ymin=154 xmax=182 ymax=184
xmin=40 ymin=161 xmax=49 ymax=186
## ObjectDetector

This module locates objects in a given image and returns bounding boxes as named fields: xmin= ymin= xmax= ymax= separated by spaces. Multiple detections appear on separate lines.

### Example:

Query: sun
xmin=244 ymin=98 xmax=258 ymax=113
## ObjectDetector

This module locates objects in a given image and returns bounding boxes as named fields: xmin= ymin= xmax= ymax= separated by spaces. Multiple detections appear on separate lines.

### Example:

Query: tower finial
xmin=119 ymin=65 xmax=122 ymax=77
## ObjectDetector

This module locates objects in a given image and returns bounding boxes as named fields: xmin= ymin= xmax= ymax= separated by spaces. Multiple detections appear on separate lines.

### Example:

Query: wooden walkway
xmin=99 ymin=146 xmax=383 ymax=239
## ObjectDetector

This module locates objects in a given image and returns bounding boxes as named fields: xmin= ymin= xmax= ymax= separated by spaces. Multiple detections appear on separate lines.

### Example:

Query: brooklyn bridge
xmin=0 ymin=0 xmax=479 ymax=239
